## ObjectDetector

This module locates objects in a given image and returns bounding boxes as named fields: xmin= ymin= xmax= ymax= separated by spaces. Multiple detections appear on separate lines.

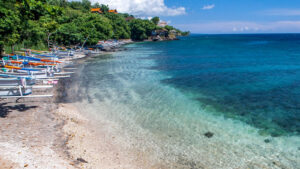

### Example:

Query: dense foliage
xmin=0 ymin=0 xmax=189 ymax=55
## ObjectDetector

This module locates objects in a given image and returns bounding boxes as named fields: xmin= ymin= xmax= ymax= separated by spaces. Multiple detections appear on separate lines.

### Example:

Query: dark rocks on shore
xmin=151 ymin=36 xmax=179 ymax=41
xmin=204 ymin=132 xmax=214 ymax=138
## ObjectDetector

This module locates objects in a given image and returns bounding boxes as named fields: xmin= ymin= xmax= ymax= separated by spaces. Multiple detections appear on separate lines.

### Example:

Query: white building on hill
xmin=158 ymin=21 xmax=168 ymax=27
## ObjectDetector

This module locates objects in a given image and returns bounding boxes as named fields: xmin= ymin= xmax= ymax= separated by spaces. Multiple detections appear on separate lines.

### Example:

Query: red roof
xmin=108 ymin=9 xmax=118 ymax=14
xmin=91 ymin=8 xmax=103 ymax=13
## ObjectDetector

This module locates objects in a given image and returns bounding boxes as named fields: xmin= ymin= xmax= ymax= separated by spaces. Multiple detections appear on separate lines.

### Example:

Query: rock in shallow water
xmin=204 ymin=132 xmax=214 ymax=138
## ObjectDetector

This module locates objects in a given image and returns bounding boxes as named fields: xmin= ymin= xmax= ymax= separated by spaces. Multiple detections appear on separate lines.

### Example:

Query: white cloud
xmin=264 ymin=9 xmax=300 ymax=16
xmin=176 ymin=21 xmax=300 ymax=33
xmin=202 ymin=4 xmax=215 ymax=10
xmin=90 ymin=0 xmax=186 ymax=16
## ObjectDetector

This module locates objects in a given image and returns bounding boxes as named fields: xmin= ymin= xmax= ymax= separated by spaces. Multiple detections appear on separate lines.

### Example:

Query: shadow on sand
xmin=0 ymin=103 xmax=38 ymax=118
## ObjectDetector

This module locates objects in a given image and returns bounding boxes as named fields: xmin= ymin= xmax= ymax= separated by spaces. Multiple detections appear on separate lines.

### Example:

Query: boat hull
xmin=0 ymin=87 xmax=32 ymax=96
xmin=0 ymin=78 xmax=35 ymax=86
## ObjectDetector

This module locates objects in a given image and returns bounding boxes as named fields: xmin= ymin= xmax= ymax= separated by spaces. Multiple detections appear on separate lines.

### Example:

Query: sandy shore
xmin=56 ymin=103 xmax=147 ymax=169
xmin=0 ymin=78 xmax=138 ymax=169
xmin=52 ymin=54 xmax=149 ymax=169
xmin=0 ymin=47 xmax=145 ymax=169
xmin=0 ymin=96 xmax=74 ymax=169
xmin=0 ymin=56 xmax=101 ymax=168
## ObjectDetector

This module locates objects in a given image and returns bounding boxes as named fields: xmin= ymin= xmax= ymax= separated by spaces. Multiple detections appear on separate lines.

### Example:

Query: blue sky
xmin=77 ymin=0 xmax=300 ymax=33
xmin=162 ymin=0 xmax=300 ymax=33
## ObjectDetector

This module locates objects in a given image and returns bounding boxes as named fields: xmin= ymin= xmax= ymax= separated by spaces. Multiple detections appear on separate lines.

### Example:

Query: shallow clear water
xmin=69 ymin=34 xmax=300 ymax=168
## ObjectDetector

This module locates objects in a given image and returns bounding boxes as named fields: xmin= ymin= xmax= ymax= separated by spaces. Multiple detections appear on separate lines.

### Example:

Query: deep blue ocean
xmin=74 ymin=34 xmax=300 ymax=168
xmin=146 ymin=34 xmax=300 ymax=137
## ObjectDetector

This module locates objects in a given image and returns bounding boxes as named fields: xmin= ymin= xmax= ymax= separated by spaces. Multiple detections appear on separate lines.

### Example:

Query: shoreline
xmin=54 ymin=41 xmax=299 ymax=169
xmin=1 ymin=40 xmax=299 ymax=169
xmin=0 ymin=44 xmax=136 ymax=168
xmin=53 ymin=49 xmax=149 ymax=169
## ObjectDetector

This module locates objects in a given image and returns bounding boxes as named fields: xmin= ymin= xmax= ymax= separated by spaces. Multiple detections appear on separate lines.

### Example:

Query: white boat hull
xmin=0 ymin=88 xmax=32 ymax=96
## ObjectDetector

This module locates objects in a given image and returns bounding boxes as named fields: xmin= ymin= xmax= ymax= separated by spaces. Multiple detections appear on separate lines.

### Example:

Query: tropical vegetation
xmin=0 ymin=0 xmax=189 ymax=56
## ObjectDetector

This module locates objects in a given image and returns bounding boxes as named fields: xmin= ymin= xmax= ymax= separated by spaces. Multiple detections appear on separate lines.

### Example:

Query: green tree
xmin=129 ymin=19 xmax=147 ymax=41
xmin=47 ymin=0 xmax=67 ymax=7
xmin=76 ymin=13 xmax=113 ymax=45
xmin=0 ymin=0 xmax=21 ymax=55
xmin=40 ymin=15 xmax=59 ymax=48
xmin=39 ymin=4 xmax=63 ymax=48
xmin=100 ymin=4 xmax=109 ymax=13
xmin=0 ymin=0 xmax=188 ymax=54
xmin=55 ymin=13 xmax=113 ymax=46
xmin=55 ymin=22 xmax=81 ymax=46
xmin=151 ymin=16 xmax=160 ymax=25
xmin=16 ymin=0 xmax=48 ymax=21
xmin=82 ymin=0 xmax=91 ymax=12
xmin=22 ymin=20 xmax=46 ymax=48
xmin=104 ymin=13 xmax=130 ymax=39
xmin=92 ymin=2 xmax=101 ymax=8
xmin=143 ymin=20 xmax=156 ymax=37
xmin=164 ymin=25 xmax=175 ymax=31
xmin=13 ymin=0 xmax=60 ymax=49
xmin=68 ymin=1 xmax=83 ymax=10
xmin=59 ymin=8 xmax=83 ymax=24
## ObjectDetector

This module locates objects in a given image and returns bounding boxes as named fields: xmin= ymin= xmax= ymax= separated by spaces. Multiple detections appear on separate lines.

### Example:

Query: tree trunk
xmin=47 ymin=33 xmax=51 ymax=48
xmin=81 ymin=35 xmax=89 ymax=51
xmin=11 ymin=45 xmax=15 ymax=54
xmin=47 ymin=31 xmax=57 ymax=49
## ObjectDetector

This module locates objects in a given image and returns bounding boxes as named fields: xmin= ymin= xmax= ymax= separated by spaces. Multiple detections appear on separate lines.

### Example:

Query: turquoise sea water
xmin=68 ymin=34 xmax=300 ymax=168
xmin=150 ymin=34 xmax=300 ymax=137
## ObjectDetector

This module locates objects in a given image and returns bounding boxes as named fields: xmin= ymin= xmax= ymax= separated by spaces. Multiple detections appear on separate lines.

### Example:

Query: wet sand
xmin=53 ymin=54 xmax=148 ymax=169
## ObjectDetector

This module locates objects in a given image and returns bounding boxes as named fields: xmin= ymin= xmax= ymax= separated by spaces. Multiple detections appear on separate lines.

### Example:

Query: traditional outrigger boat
xmin=0 ymin=74 xmax=53 ymax=97
xmin=0 ymin=87 xmax=32 ymax=97
xmin=0 ymin=44 xmax=92 ymax=98
xmin=0 ymin=77 xmax=32 ymax=97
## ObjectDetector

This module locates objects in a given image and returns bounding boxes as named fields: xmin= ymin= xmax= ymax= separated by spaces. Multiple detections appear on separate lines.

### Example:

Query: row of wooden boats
xmin=0 ymin=40 xmax=132 ymax=99
xmin=0 ymin=49 xmax=83 ymax=98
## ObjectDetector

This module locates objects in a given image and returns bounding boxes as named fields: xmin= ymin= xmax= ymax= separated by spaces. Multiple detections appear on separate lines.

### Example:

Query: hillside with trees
xmin=0 ymin=0 xmax=190 ymax=55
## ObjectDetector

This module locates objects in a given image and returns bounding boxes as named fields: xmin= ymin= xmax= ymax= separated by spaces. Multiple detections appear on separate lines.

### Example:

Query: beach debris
xmin=77 ymin=157 xmax=88 ymax=163
xmin=204 ymin=132 xmax=214 ymax=138
xmin=264 ymin=139 xmax=271 ymax=143
xmin=24 ymin=164 xmax=28 ymax=167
